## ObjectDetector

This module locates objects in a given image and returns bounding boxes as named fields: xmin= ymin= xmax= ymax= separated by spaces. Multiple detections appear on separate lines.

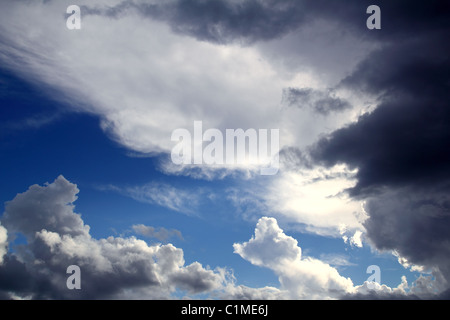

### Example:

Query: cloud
xmin=220 ymin=284 xmax=284 ymax=300
xmin=0 ymin=223 xmax=7 ymax=265
xmin=232 ymin=217 xmax=439 ymax=299
xmin=84 ymin=0 xmax=309 ymax=45
xmin=1 ymin=176 xmax=315 ymax=300
xmin=104 ymin=182 xmax=201 ymax=215
xmin=0 ymin=176 xmax=229 ymax=299
xmin=2 ymin=175 xmax=89 ymax=239
xmin=92 ymin=1 xmax=450 ymax=47
xmin=282 ymin=87 xmax=352 ymax=115
xmin=340 ymin=225 xmax=363 ymax=248
xmin=362 ymin=187 xmax=450 ymax=294
xmin=132 ymin=224 xmax=183 ymax=242
xmin=319 ymin=254 xmax=356 ymax=268
xmin=255 ymin=166 xmax=364 ymax=236
xmin=0 ymin=0 xmax=289 ymax=159
xmin=347 ymin=276 xmax=414 ymax=300
xmin=233 ymin=217 xmax=356 ymax=299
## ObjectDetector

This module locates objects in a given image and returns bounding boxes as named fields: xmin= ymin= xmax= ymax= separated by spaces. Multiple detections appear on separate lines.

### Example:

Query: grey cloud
xmin=0 ymin=176 xmax=226 ymax=299
xmin=300 ymin=1 xmax=450 ymax=298
xmin=170 ymin=262 xmax=223 ymax=294
xmin=83 ymin=0 xmax=308 ymax=44
xmin=282 ymin=87 xmax=352 ymax=115
xmin=82 ymin=0 xmax=450 ymax=45
xmin=2 ymin=175 xmax=89 ymax=239
xmin=310 ymin=29 xmax=450 ymax=197
xmin=103 ymin=182 xmax=200 ymax=215
xmin=363 ymin=187 xmax=450 ymax=286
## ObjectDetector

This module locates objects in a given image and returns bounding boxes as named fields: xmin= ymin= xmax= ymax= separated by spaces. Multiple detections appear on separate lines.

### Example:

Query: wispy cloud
xmin=132 ymin=224 xmax=183 ymax=242
xmin=99 ymin=182 xmax=202 ymax=215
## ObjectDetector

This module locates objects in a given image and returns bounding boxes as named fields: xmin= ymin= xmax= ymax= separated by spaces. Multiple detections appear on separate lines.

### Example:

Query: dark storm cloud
xmin=363 ymin=188 xmax=450 ymax=283
xmin=83 ymin=0 xmax=307 ymax=44
xmin=310 ymin=35 xmax=450 ymax=196
xmin=0 ymin=255 xmax=34 ymax=294
xmin=302 ymin=0 xmax=450 ymax=298
xmin=83 ymin=0 xmax=450 ymax=45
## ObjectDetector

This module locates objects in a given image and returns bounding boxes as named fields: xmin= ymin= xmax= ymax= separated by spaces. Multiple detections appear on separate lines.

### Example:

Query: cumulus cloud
xmin=83 ymin=0 xmax=309 ymax=45
xmin=233 ymin=217 xmax=356 ymax=299
xmin=0 ymin=176 xmax=229 ymax=299
xmin=232 ymin=217 xmax=440 ymax=299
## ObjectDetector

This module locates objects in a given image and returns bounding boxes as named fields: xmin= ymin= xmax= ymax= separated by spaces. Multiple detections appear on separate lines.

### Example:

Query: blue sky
xmin=0 ymin=0 xmax=449 ymax=300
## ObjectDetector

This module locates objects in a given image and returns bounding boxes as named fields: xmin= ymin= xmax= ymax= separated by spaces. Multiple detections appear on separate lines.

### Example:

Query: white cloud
xmin=229 ymin=165 xmax=365 ymax=236
xmin=319 ymin=253 xmax=356 ymax=268
xmin=221 ymin=283 xmax=285 ymax=300
xmin=341 ymin=226 xmax=363 ymax=248
xmin=233 ymin=217 xmax=356 ymax=299
xmin=355 ymin=278 xmax=407 ymax=296
xmin=0 ymin=1 xmax=285 ymax=154
xmin=232 ymin=217 xmax=422 ymax=299
xmin=122 ymin=182 xmax=201 ymax=215
xmin=0 ymin=0 xmax=373 ymax=179
xmin=99 ymin=181 xmax=205 ymax=215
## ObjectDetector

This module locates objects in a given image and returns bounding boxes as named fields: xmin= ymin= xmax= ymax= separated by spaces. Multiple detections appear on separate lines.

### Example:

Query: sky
xmin=0 ymin=0 xmax=449 ymax=300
